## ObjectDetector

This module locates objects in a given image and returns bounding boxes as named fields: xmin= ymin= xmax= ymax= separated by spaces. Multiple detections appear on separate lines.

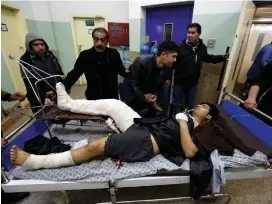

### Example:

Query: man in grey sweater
xmin=19 ymin=33 xmax=64 ymax=113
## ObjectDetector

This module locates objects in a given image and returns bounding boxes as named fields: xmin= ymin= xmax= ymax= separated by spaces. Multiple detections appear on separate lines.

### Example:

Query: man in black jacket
xmin=119 ymin=41 xmax=179 ymax=117
xmin=62 ymin=27 xmax=127 ymax=100
xmin=170 ymin=23 xmax=228 ymax=110
xmin=20 ymin=33 xmax=64 ymax=113
xmin=243 ymin=62 xmax=272 ymax=126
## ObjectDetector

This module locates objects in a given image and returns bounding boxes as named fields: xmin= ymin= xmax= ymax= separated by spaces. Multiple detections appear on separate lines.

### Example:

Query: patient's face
xmin=193 ymin=104 xmax=211 ymax=120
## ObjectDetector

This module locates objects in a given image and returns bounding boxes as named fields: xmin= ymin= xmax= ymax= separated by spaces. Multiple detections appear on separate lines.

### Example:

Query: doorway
xmin=72 ymin=16 xmax=106 ymax=85
xmin=1 ymin=5 xmax=28 ymax=106
xmin=233 ymin=20 xmax=272 ymax=99
xmin=146 ymin=4 xmax=193 ymax=46
xmin=235 ymin=24 xmax=272 ymax=96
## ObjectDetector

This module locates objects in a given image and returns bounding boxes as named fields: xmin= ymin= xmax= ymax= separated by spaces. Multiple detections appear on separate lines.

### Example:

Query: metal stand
xmin=8 ymin=55 xmax=65 ymax=139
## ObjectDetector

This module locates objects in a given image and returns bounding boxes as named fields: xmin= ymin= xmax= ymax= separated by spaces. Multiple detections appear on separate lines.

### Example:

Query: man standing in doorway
xmin=170 ymin=23 xmax=228 ymax=110
xmin=62 ymin=27 xmax=128 ymax=100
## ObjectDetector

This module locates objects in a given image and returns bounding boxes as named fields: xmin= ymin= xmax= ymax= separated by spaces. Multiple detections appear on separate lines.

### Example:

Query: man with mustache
xmin=119 ymin=41 xmax=179 ymax=117
xmin=167 ymin=23 xmax=228 ymax=110
xmin=62 ymin=27 xmax=128 ymax=100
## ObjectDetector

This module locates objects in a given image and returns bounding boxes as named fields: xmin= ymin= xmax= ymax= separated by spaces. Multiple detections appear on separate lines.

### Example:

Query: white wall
xmin=193 ymin=0 xmax=243 ymax=15
xmin=7 ymin=1 xmax=34 ymax=20
xmin=8 ymin=0 xmax=129 ymax=22
xmin=48 ymin=1 xmax=129 ymax=22
xmin=29 ymin=1 xmax=52 ymax=22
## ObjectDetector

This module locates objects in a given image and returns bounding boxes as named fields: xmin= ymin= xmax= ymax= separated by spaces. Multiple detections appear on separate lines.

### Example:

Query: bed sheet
xmin=12 ymin=121 xmax=268 ymax=182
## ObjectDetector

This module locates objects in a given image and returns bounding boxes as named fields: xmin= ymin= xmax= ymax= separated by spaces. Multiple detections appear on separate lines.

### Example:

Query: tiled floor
xmin=4 ymin=85 xmax=272 ymax=204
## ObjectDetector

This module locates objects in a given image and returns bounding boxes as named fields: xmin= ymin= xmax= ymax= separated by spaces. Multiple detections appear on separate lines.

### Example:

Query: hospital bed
xmin=1 ymin=93 xmax=272 ymax=204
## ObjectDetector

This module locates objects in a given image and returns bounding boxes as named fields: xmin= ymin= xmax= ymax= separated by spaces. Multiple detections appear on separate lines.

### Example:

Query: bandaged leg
xmin=11 ymin=137 xmax=107 ymax=170
xmin=10 ymin=145 xmax=74 ymax=170
xmin=23 ymin=152 xmax=74 ymax=170
xmin=56 ymin=82 xmax=141 ymax=132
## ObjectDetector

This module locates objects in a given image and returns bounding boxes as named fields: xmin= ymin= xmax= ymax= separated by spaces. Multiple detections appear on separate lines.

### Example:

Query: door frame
xmin=1 ymin=2 xmax=28 ymax=107
xmin=218 ymin=1 xmax=256 ymax=103
xmin=70 ymin=15 xmax=108 ymax=85
xmin=70 ymin=15 xmax=108 ymax=58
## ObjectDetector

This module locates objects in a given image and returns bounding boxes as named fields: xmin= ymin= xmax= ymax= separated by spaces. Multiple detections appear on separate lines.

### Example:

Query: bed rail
xmin=4 ymin=108 xmax=44 ymax=141
xmin=222 ymin=92 xmax=272 ymax=122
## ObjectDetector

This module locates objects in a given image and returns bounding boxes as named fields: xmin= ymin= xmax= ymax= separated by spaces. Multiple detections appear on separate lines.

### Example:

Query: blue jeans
xmin=173 ymin=84 xmax=198 ymax=110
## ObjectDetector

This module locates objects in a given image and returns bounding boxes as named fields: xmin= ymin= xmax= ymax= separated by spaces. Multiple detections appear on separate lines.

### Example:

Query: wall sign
xmin=85 ymin=20 xmax=94 ymax=26
xmin=1 ymin=23 xmax=8 ymax=31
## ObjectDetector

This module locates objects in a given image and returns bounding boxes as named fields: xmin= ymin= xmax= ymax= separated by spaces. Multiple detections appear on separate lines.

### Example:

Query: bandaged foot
xmin=56 ymin=82 xmax=141 ymax=132
xmin=56 ymin=82 xmax=74 ymax=111
xmin=10 ymin=145 xmax=75 ymax=170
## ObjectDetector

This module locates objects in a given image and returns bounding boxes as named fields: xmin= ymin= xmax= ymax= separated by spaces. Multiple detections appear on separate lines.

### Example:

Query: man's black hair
xmin=157 ymin=41 xmax=179 ymax=56
xmin=187 ymin=23 xmax=202 ymax=34
xmin=200 ymin=102 xmax=219 ymax=120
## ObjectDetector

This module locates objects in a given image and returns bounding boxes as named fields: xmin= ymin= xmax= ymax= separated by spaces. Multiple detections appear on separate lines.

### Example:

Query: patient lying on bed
xmin=10 ymin=82 xmax=221 ymax=170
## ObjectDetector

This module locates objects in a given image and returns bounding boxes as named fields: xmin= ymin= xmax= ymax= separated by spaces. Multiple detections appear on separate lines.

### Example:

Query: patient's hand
xmin=144 ymin=94 xmax=157 ymax=104
xmin=175 ymin=112 xmax=188 ymax=122
xmin=44 ymin=98 xmax=54 ymax=105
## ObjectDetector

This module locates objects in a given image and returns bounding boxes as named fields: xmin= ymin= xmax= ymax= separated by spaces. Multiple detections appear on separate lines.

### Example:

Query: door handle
xmin=19 ymin=46 xmax=24 ymax=50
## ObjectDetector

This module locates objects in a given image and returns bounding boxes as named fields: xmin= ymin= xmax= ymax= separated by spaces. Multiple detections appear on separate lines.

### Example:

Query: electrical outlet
xmin=207 ymin=39 xmax=216 ymax=49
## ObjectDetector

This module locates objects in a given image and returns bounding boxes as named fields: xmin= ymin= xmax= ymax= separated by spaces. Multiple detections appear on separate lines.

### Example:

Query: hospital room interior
xmin=1 ymin=0 xmax=272 ymax=204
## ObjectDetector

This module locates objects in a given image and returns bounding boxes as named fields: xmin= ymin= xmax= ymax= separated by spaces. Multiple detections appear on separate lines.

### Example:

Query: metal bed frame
xmin=2 ymin=93 xmax=272 ymax=204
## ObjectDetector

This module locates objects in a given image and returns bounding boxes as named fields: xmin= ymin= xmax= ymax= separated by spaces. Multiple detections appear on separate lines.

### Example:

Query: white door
xmin=218 ymin=1 xmax=256 ymax=102
xmin=1 ymin=6 xmax=28 ymax=106
xmin=73 ymin=17 xmax=106 ymax=85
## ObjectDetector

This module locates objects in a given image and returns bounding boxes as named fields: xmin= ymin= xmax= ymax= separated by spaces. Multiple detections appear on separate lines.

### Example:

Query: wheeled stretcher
xmin=1 ymin=93 xmax=272 ymax=204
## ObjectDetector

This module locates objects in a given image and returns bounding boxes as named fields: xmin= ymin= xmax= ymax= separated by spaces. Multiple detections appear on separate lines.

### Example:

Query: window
xmin=164 ymin=23 xmax=173 ymax=41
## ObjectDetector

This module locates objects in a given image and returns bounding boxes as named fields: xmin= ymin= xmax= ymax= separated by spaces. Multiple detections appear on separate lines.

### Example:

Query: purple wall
xmin=146 ymin=5 xmax=193 ymax=46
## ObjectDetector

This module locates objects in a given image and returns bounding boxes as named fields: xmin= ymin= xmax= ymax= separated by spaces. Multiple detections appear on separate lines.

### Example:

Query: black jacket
xmin=247 ymin=62 xmax=272 ymax=126
xmin=134 ymin=115 xmax=211 ymax=200
xmin=172 ymin=40 xmax=224 ymax=86
xmin=63 ymin=47 xmax=126 ymax=100
xmin=120 ymin=55 xmax=165 ymax=104
xmin=20 ymin=50 xmax=64 ymax=107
